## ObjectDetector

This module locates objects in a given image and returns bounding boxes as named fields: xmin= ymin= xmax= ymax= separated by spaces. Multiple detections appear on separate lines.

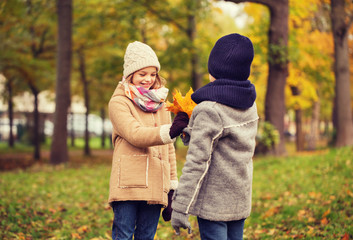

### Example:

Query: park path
xmin=0 ymin=149 xmax=113 ymax=171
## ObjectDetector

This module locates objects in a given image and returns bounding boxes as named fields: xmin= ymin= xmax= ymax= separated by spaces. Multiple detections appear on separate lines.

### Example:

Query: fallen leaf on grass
xmin=77 ymin=225 xmax=89 ymax=233
xmin=308 ymin=192 xmax=322 ymax=199
xmin=267 ymin=229 xmax=276 ymax=235
xmin=262 ymin=206 xmax=281 ymax=218
xmin=49 ymin=208 xmax=57 ymax=214
xmin=297 ymin=209 xmax=307 ymax=220
xmin=329 ymin=195 xmax=336 ymax=200
xmin=322 ymin=209 xmax=331 ymax=218
xmin=347 ymin=190 xmax=353 ymax=198
xmin=341 ymin=233 xmax=349 ymax=240
xmin=71 ymin=233 xmax=82 ymax=239
xmin=17 ymin=232 xmax=25 ymax=240
xmin=306 ymin=226 xmax=315 ymax=235
xmin=260 ymin=193 xmax=272 ymax=200
xmin=320 ymin=217 xmax=328 ymax=225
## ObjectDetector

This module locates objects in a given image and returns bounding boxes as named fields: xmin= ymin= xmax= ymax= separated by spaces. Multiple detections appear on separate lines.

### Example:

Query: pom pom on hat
xmin=208 ymin=33 xmax=254 ymax=81
xmin=123 ymin=41 xmax=161 ymax=78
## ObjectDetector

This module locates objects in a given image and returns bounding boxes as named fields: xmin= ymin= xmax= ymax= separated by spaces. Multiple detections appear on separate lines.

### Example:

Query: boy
xmin=169 ymin=33 xmax=259 ymax=240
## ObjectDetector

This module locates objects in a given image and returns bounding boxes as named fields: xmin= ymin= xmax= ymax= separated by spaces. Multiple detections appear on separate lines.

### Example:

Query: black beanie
xmin=208 ymin=33 xmax=254 ymax=81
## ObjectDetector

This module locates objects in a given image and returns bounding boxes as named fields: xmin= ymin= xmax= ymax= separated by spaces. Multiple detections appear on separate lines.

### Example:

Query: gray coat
xmin=172 ymin=101 xmax=258 ymax=221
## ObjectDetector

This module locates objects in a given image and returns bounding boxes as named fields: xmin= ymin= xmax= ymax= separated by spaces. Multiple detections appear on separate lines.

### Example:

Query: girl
xmin=108 ymin=41 xmax=178 ymax=240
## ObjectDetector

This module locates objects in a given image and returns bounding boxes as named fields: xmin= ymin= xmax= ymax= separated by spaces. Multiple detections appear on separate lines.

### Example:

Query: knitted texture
xmin=191 ymin=79 xmax=256 ymax=110
xmin=172 ymin=101 xmax=259 ymax=221
xmin=169 ymin=112 xmax=189 ymax=139
xmin=171 ymin=210 xmax=191 ymax=235
xmin=208 ymin=33 xmax=254 ymax=81
xmin=123 ymin=41 xmax=161 ymax=78
xmin=162 ymin=190 xmax=174 ymax=221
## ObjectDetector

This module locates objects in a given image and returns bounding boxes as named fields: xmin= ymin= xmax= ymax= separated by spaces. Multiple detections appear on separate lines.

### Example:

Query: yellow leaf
xmin=166 ymin=88 xmax=197 ymax=117
xmin=77 ymin=225 xmax=89 ymax=233
xmin=307 ymin=226 xmax=315 ymax=235
xmin=267 ymin=229 xmax=276 ymax=235
xmin=71 ymin=233 xmax=82 ymax=239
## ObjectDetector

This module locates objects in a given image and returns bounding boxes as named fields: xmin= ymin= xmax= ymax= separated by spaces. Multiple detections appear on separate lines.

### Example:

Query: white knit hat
xmin=123 ymin=41 xmax=161 ymax=78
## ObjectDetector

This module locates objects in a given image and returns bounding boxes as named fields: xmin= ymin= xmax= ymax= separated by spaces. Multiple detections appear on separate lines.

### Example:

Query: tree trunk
xmin=331 ymin=0 xmax=353 ymax=147
xmin=307 ymin=100 xmax=320 ymax=150
xmin=50 ymin=0 xmax=72 ymax=165
xmin=265 ymin=1 xmax=288 ymax=155
xmin=100 ymin=108 xmax=106 ymax=149
xmin=295 ymin=108 xmax=304 ymax=151
xmin=225 ymin=0 xmax=289 ymax=155
xmin=78 ymin=50 xmax=91 ymax=156
xmin=70 ymin=111 xmax=75 ymax=147
xmin=187 ymin=0 xmax=202 ymax=90
xmin=6 ymin=78 xmax=15 ymax=148
xmin=32 ymin=89 xmax=40 ymax=160
xmin=290 ymin=86 xmax=304 ymax=151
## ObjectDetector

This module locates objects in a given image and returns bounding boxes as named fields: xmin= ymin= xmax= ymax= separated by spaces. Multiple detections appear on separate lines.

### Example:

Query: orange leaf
xmin=322 ymin=209 xmax=330 ymax=218
xmin=263 ymin=206 xmax=281 ymax=218
xmin=347 ymin=190 xmax=353 ymax=198
xmin=49 ymin=208 xmax=57 ymax=214
xmin=320 ymin=217 xmax=328 ymax=225
xmin=166 ymin=88 xmax=197 ymax=118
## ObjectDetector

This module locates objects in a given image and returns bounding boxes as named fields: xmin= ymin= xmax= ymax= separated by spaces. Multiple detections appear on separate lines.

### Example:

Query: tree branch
xmin=138 ymin=0 xmax=187 ymax=32
xmin=222 ymin=0 xmax=274 ymax=8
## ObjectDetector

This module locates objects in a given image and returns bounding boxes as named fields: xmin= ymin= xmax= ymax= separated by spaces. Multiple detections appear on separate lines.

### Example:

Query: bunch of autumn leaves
xmin=166 ymin=88 xmax=197 ymax=118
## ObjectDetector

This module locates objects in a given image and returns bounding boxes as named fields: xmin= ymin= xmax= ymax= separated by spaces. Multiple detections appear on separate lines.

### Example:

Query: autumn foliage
xmin=166 ymin=88 xmax=197 ymax=118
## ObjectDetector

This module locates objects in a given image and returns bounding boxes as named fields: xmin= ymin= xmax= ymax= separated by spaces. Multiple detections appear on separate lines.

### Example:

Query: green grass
xmin=0 ymin=146 xmax=352 ymax=239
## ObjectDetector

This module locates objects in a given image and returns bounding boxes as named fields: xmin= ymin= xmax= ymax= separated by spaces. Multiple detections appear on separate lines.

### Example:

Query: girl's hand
xmin=169 ymin=112 xmax=189 ymax=139
xmin=162 ymin=190 xmax=174 ymax=221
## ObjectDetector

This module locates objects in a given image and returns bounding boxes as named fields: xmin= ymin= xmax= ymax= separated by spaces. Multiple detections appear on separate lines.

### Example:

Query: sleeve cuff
xmin=170 ymin=180 xmax=179 ymax=190
xmin=160 ymin=124 xmax=175 ymax=144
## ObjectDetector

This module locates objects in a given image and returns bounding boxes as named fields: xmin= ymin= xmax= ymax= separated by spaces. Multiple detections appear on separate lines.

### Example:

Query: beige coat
xmin=108 ymin=83 xmax=177 ymax=207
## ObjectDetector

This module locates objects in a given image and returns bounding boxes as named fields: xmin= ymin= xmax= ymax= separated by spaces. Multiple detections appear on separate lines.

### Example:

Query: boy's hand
xmin=169 ymin=112 xmax=189 ymax=139
xmin=171 ymin=210 xmax=192 ymax=235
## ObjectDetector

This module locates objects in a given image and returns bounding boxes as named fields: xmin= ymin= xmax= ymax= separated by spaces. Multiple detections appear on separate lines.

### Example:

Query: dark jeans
xmin=111 ymin=201 xmax=162 ymax=240
xmin=197 ymin=217 xmax=245 ymax=240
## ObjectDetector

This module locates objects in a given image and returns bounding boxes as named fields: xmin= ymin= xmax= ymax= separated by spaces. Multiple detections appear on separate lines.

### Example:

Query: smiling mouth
xmin=140 ymin=84 xmax=151 ymax=89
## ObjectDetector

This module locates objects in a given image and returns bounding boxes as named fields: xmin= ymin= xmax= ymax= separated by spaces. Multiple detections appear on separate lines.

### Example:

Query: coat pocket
xmin=119 ymin=154 xmax=148 ymax=188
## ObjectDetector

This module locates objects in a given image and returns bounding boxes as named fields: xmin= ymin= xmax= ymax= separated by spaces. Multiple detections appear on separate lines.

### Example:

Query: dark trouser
xmin=197 ymin=217 xmax=245 ymax=240
xmin=111 ymin=201 xmax=162 ymax=240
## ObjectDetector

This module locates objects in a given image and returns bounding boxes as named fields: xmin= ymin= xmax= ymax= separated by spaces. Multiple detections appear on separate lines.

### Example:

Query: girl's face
xmin=132 ymin=67 xmax=157 ymax=89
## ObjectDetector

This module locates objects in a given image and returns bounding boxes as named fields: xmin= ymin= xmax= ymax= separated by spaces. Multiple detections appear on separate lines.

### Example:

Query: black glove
xmin=162 ymin=190 xmax=174 ymax=221
xmin=169 ymin=112 xmax=189 ymax=139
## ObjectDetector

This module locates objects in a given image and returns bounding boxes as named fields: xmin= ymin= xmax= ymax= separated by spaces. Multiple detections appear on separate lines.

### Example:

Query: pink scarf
xmin=121 ymin=78 xmax=169 ymax=112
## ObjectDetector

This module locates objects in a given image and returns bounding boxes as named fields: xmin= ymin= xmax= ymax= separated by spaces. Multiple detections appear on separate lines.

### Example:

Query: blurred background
xmin=1 ymin=1 xmax=353 ymax=239
xmin=0 ymin=0 xmax=353 ymax=163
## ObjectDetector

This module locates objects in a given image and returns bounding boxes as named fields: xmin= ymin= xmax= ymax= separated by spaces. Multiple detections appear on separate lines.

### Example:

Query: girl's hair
xmin=126 ymin=71 xmax=166 ymax=89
